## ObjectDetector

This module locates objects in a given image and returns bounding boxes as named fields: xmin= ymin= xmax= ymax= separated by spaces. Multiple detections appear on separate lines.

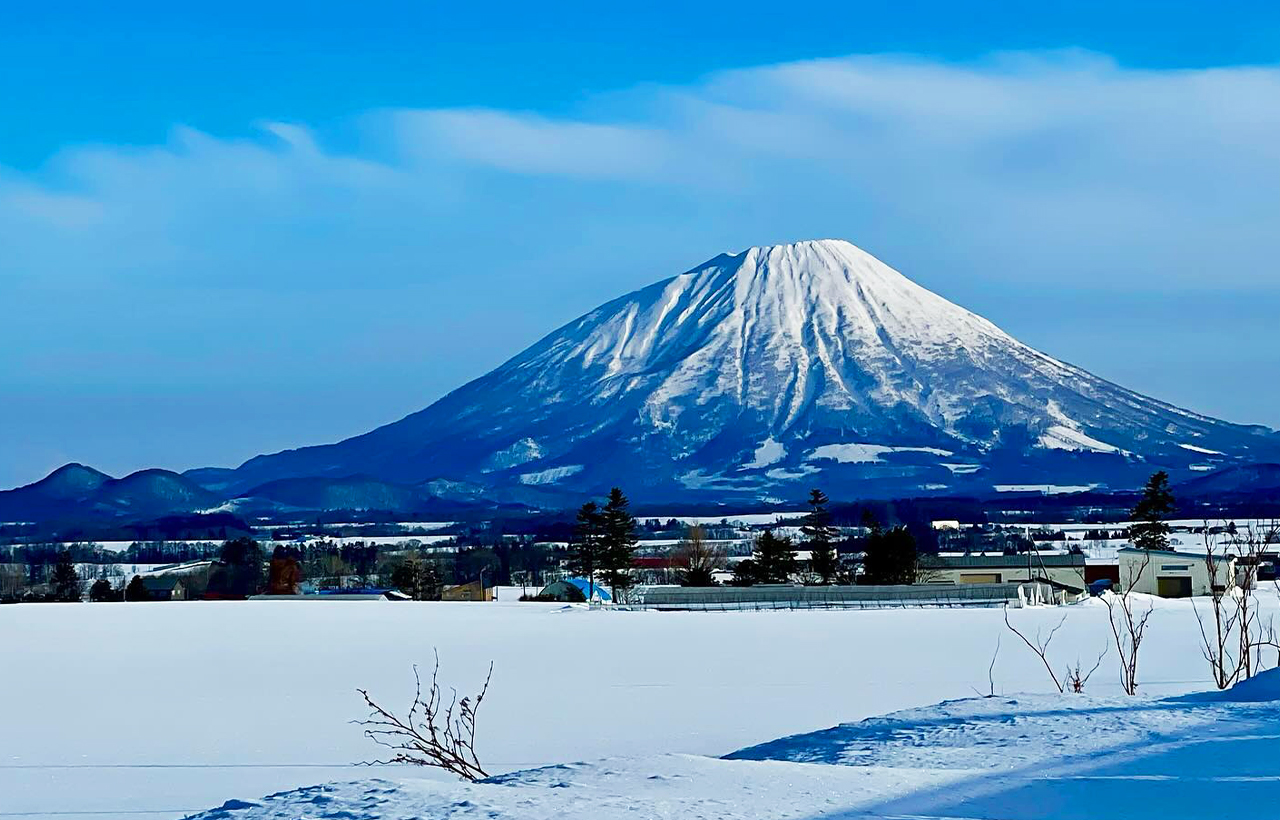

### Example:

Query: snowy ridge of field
xmin=187 ymin=674 xmax=1280 ymax=820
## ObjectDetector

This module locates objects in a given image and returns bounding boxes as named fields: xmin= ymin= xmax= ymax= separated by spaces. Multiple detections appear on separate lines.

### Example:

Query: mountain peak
xmin=228 ymin=240 xmax=1280 ymax=501
xmin=28 ymin=463 xmax=113 ymax=497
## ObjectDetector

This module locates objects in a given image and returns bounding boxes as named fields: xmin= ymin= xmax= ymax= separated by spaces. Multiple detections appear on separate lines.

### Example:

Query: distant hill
xmin=1180 ymin=464 xmax=1280 ymax=496
xmin=0 ymin=463 xmax=502 ymax=524
xmin=0 ymin=465 xmax=219 ymax=521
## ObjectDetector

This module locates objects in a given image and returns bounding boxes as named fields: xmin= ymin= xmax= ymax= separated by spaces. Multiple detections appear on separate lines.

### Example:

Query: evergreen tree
xmin=49 ymin=552 xmax=81 ymax=602
xmin=567 ymin=501 xmax=605 ymax=600
xmin=730 ymin=558 xmax=760 ymax=587
xmin=862 ymin=525 xmax=919 ymax=585
xmin=752 ymin=530 xmax=796 ymax=583
xmin=599 ymin=487 xmax=639 ymax=600
xmin=800 ymin=489 xmax=839 ymax=584
xmin=1130 ymin=471 xmax=1175 ymax=551
xmin=209 ymin=537 xmax=266 ymax=598
xmin=124 ymin=575 xmax=150 ymax=602
xmin=391 ymin=552 xmax=442 ymax=601
xmin=88 ymin=578 xmax=115 ymax=602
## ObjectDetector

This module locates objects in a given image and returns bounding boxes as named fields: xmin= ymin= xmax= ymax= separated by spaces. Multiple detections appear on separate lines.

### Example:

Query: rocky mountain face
xmin=216 ymin=239 xmax=1280 ymax=504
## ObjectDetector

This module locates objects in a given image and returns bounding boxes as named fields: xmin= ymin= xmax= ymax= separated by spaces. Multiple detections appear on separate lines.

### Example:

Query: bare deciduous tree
xmin=355 ymin=650 xmax=493 ymax=782
xmin=1194 ymin=521 xmax=1280 ymax=688
xmin=672 ymin=525 xmax=726 ymax=586
xmin=1104 ymin=548 xmax=1153 ymax=695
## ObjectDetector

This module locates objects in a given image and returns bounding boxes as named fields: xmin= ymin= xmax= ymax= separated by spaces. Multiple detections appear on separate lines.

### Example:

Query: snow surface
xmin=517 ymin=464 xmax=584 ymax=485
xmin=742 ymin=437 xmax=786 ymax=469
xmin=187 ymin=675 xmax=1280 ymax=820
xmin=1037 ymin=424 xmax=1122 ymax=454
xmin=1179 ymin=443 xmax=1225 ymax=455
xmin=993 ymin=483 xmax=1100 ymax=494
xmin=6 ymin=595 xmax=1280 ymax=818
xmin=807 ymin=442 xmax=953 ymax=464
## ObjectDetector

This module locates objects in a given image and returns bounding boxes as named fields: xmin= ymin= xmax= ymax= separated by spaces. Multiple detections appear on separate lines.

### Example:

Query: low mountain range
xmin=6 ymin=239 xmax=1280 ymax=519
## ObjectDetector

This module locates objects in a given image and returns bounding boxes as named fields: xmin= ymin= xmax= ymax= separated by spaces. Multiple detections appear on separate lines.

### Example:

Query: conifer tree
xmin=88 ymin=578 xmax=115 ymax=602
xmin=862 ymin=525 xmax=918 ymax=585
xmin=124 ymin=575 xmax=150 ymax=602
xmin=49 ymin=551 xmax=82 ymax=602
xmin=599 ymin=487 xmax=639 ymax=600
xmin=567 ymin=501 xmax=605 ymax=600
xmin=1130 ymin=471 xmax=1175 ymax=551
xmin=752 ymin=530 xmax=796 ymax=583
xmin=801 ymin=489 xmax=839 ymax=584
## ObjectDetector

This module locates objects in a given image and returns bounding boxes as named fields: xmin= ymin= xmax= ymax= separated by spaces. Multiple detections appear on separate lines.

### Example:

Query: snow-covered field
xmin=2 ymin=595 xmax=1278 ymax=819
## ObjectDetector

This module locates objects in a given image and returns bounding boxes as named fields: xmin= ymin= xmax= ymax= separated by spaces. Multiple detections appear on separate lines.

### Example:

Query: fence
xmin=604 ymin=581 xmax=1073 ymax=612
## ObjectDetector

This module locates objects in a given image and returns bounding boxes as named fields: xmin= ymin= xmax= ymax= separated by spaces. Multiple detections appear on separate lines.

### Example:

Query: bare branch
xmin=1004 ymin=607 xmax=1065 ymax=693
xmin=353 ymin=649 xmax=494 ymax=782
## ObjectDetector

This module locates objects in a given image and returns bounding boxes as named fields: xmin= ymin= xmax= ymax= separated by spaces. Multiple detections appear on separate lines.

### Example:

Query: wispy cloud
xmin=5 ymin=50 xmax=1280 ymax=293
xmin=4 ymin=50 xmax=1280 ymax=484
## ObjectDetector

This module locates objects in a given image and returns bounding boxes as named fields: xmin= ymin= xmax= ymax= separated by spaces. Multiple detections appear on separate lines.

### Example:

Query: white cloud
xmin=6 ymin=50 xmax=1280 ymax=294
xmin=5 ymin=49 xmax=1280 ymax=485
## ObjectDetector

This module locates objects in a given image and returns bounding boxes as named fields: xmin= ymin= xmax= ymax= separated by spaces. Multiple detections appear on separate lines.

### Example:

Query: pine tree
xmin=88 ymin=578 xmax=115 ymax=602
xmin=124 ymin=575 xmax=150 ymax=602
xmin=599 ymin=487 xmax=639 ymax=600
xmin=730 ymin=558 xmax=760 ymax=586
xmin=753 ymin=530 xmax=796 ymax=583
xmin=567 ymin=501 xmax=605 ymax=600
xmin=211 ymin=537 xmax=266 ymax=597
xmin=801 ymin=489 xmax=839 ymax=584
xmin=391 ymin=552 xmax=441 ymax=600
xmin=862 ymin=525 xmax=918 ymax=585
xmin=1130 ymin=471 xmax=1175 ymax=551
xmin=49 ymin=552 xmax=82 ymax=602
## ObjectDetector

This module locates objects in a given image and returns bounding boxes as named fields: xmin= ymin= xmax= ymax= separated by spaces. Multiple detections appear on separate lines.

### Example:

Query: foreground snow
xmin=188 ymin=676 xmax=1280 ymax=820
xmin=4 ymin=595 xmax=1279 ymax=818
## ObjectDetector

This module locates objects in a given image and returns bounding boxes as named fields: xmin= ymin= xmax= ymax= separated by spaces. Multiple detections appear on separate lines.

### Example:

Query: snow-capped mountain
xmin=228 ymin=240 xmax=1280 ymax=502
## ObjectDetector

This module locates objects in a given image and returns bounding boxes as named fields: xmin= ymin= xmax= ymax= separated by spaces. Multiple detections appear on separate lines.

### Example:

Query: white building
xmin=1117 ymin=547 xmax=1235 ymax=598
xmin=927 ymin=553 xmax=1087 ymax=591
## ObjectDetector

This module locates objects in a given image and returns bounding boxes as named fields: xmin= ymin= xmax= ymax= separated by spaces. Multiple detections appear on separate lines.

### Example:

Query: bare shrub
xmin=1064 ymin=646 xmax=1108 ymax=693
xmin=355 ymin=650 xmax=493 ymax=782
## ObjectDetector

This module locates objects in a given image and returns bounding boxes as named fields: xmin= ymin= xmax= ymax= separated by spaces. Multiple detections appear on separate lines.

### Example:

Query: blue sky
xmin=3 ymin=1 xmax=1280 ymax=488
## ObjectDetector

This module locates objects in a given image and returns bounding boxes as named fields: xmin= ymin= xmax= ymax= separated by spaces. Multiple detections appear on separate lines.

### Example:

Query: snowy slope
xmin=185 ymin=678 xmax=1280 ymax=820
xmin=229 ymin=240 xmax=1280 ymax=500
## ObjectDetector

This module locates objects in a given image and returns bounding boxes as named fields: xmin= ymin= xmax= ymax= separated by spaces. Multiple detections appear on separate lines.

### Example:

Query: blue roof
xmin=563 ymin=578 xmax=611 ymax=602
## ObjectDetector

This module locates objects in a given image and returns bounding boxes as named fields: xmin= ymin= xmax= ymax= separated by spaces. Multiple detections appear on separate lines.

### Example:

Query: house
xmin=1117 ymin=547 xmax=1234 ymax=598
xmin=927 ymin=553 xmax=1087 ymax=592
xmin=140 ymin=576 xmax=188 ymax=601
xmin=441 ymin=580 xmax=494 ymax=601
